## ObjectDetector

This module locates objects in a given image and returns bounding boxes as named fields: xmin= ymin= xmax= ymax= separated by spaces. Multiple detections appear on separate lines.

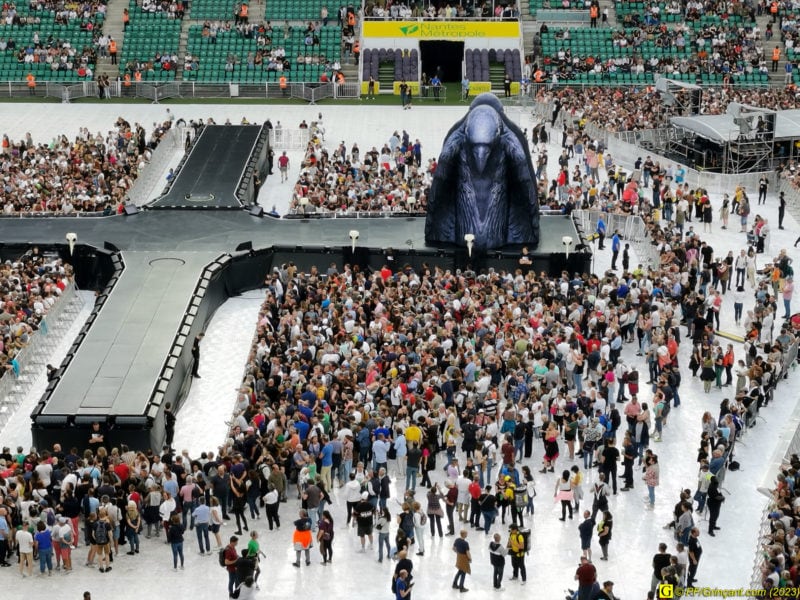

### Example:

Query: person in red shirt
xmin=575 ymin=556 xmax=597 ymax=600
xmin=224 ymin=536 xmax=239 ymax=596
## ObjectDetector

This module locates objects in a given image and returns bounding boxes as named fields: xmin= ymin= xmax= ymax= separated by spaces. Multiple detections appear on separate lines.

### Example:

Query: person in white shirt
xmin=17 ymin=522 xmax=34 ymax=577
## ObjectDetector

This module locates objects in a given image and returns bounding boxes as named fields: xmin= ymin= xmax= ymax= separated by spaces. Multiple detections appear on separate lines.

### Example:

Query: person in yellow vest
xmin=770 ymin=0 xmax=779 ymax=23
xmin=589 ymin=4 xmax=599 ymax=28
xmin=109 ymin=38 xmax=117 ymax=65
xmin=239 ymin=2 xmax=248 ymax=24
xmin=26 ymin=72 xmax=35 ymax=95
xmin=353 ymin=40 xmax=360 ymax=65
xmin=772 ymin=46 xmax=781 ymax=72
xmin=122 ymin=8 xmax=129 ymax=30
xmin=123 ymin=73 xmax=131 ymax=87
xmin=279 ymin=74 xmax=287 ymax=96
xmin=134 ymin=70 xmax=142 ymax=82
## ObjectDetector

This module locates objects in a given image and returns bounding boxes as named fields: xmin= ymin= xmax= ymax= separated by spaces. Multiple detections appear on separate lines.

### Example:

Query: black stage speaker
xmin=124 ymin=204 xmax=139 ymax=216
xmin=249 ymin=205 xmax=264 ymax=217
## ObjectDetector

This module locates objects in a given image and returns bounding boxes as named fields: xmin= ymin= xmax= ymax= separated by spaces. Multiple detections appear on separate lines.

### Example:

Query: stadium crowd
xmin=534 ymin=85 xmax=800 ymax=132
xmin=289 ymin=129 xmax=428 ymax=214
xmin=0 ymin=117 xmax=175 ymax=215
xmin=541 ymin=20 xmax=767 ymax=83
xmin=0 ymin=248 xmax=71 ymax=379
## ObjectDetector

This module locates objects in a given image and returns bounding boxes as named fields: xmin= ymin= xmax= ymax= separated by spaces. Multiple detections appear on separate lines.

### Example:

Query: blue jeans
xmin=340 ymin=459 xmax=352 ymax=484
xmin=247 ymin=495 xmax=260 ymax=519
xmin=182 ymin=500 xmax=197 ymax=530
xmin=785 ymin=299 xmax=791 ymax=317
xmin=378 ymin=532 xmax=391 ymax=561
xmin=126 ymin=528 xmax=140 ymax=552
xmin=637 ymin=442 xmax=647 ymax=464
xmin=514 ymin=439 xmax=524 ymax=461
xmin=484 ymin=458 xmax=493 ymax=486
xmin=573 ymin=372 xmax=583 ymax=394
xmin=482 ymin=509 xmax=496 ymax=533
xmin=734 ymin=302 xmax=743 ymax=322
xmin=647 ymin=485 xmax=655 ymax=506
xmin=38 ymin=547 xmax=53 ymax=573
xmin=171 ymin=542 xmax=184 ymax=567
xmin=583 ymin=444 xmax=593 ymax=469
xmin=195 ymin=522 xmax=210 ymax=553
xmin=228 ymin=570 xmax=239 ymax=596
xmin=405 ymin=467 xmax=418 ymax=491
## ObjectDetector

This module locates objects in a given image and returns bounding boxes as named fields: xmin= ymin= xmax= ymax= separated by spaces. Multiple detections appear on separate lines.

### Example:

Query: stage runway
xmin=150 ymin=125 xmax=263 ymax=209
xmin=43 ymin=251 xmax=217 ymax=417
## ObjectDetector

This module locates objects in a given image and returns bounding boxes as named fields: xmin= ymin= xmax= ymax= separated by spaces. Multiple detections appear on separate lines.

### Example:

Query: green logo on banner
xmin=398 ymin=24 xmax=419 ymax=35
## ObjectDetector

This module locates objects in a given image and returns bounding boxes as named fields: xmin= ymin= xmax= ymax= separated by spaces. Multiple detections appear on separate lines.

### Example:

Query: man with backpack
xmin=507 ymin=523 xmax=527 ymax=584
xmin=222 ymin=535 xmax=240 ymax=598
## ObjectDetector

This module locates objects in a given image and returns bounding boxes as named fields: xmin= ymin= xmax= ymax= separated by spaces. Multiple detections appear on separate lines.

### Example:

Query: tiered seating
xmin=615 ymin=1 xmax=753 ymax=27
xmin=185 ymin=25 xmax=341 ymax=82
xmin=540 ymin=25 xmax=768 ymax=87
xmin=120 ymin=1 xmax=181 ymax=80
xmin=529 ymin=0 xmax=588 ymax=16
xmin=542 ymin=28 xmax=691 ymax=63
xmin=0 ymin=3 xmax=100 ymax=81
xmin=190 ymin=0 xmax=238 ymax=21
xmin=264 ymin=0 xmax=348 ymax=22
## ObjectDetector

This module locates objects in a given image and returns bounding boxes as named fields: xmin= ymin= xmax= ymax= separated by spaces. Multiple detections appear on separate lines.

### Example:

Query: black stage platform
xmin=42 ymin=252 xmax=216 ymax=417
xmin=150 ymin=124 xmax=269 ymax=209
xmin=0 ymin=211 xmax=590 ymax=451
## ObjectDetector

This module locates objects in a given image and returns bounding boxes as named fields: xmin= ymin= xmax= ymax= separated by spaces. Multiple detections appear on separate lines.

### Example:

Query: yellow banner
xmin=468 ymin=82 xmax=492 ymax=96
xmin=392 ymin=81 xmax=420 ymax=95
xmin=361 ymin=81 xmax=381 ymax=95
xmin=363 ymin=20 xmax=520 ymax=39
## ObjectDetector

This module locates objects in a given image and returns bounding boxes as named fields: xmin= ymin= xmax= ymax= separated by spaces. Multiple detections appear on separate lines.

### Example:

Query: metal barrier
xmin=750 ymin=341 xmax=800 ymax=589
xmin=573 ymin=210 xmax=659 ymax=272
xmin=269 ymin=128 xmax=311 ymax=150
xmin=0 ymin=282 xmax=84 ymax=430
xmin=128 ymin=125 xmax=186 ymax=206
xmin=42 ymin=81 xmax=98 ymax=103
xmin=335 ymin=82 xmax=360 ymax=98
xmin=778 ymin=175 xmax=800 ymax=225
xmin=285 ymin=209 xmax=426 ymax=218
xmin=417 ymin=85 xmax=448 ymax=102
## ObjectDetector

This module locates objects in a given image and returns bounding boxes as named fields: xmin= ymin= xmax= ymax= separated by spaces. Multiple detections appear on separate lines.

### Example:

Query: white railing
xmin=573 ymin=209 xmax=659 ymax=271
xmin=0 ymin=282 xmax=82 ymax=428
xmin=269 ymin=128 xmax=311 ymax=150
xmin=127 ymin=125 xmax=187 ymax=206
xmin=750 ymin=346 xmax=800 ymax=588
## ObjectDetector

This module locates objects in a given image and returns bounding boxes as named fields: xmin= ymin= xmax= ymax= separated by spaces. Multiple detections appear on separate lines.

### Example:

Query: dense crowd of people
xmin=534 ymin=85 xmax=800 ymax=133
xmin=0 ymin=247 xmax=71 ymax=379
xmin=540 ymin=19 xmax=768 ymax=83
xmin=0 ymin=103 xmax=799 ymax=595
xmin=289 ymin=128 xmax=428 ymax=214
xmin=0 ymin=117 xmax=174 ymax=215
xmin=364 ymin=0 xmax=518 ymax=19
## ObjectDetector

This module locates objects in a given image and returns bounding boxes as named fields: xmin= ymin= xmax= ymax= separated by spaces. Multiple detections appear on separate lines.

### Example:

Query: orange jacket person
xmin=26 ymin=72 xmax=35 ymax=94
xmin=291 ymin=510 xmax=313 ymax=567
